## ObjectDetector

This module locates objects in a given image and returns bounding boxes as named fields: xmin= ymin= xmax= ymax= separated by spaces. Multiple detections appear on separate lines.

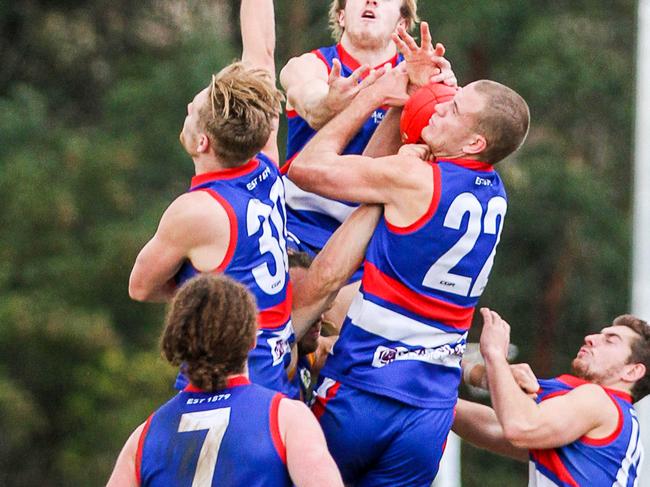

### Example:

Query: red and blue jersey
xmin=174 ymin=153 xmax=294 ymax=394
xmin=282 ymin=44 xmax=403 ymax=251
xmin=529 ymin=375 xmax=643 ymax=487
xmin=321 ymin=158 xmax=507 ymax=408
xmin=137 ymin=376 xmax=292 ymax=487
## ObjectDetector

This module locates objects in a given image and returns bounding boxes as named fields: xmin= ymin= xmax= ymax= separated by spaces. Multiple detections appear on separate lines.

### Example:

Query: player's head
xmin=420 ymin=80 xmax=530 ymax=164
xmin=329 ymin=0 xmax=418 ymax=47
xmin=179 ymin=62 xmax=283 ymax=167
xmin=572 ymin=315 xmax=650 ymax=401
xmin=161 ymin=274 xmax=258 ymax=392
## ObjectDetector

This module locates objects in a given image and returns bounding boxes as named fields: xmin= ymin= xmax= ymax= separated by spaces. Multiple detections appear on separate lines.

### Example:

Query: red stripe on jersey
xmin=190 ymin=159 xmax=260 ymax=187
xmin=312 ymin=49 xmax=331 ymax=73
xmin=435 ymin=157 xmax=493 ymax=172
xmin=556 ymin=374 xmax=633 ymax=403
xmin=135 ymin=414 xmax=154 ymax=486
xmin=279 ymin=152 xmax=299 ymax=175
xmin=286 ymin=109 xmax=298 ymax=119
xmin=183 ymin=375 xmax=251 ymax=393
xmin=258 ymin=282 xmax=293 ymax=329
xmin=386 ymin=163 xmax=442 ymax=234
xmin=362 ymin=261 xmax=474 ymax=330
xmin=199 ymin=189 xmax=238 ymax=273
xmin=269 ymin=393 xmax=287 ymax=464
xmin=312 ymin=381 xmax=341 ymax=421
xmin=530 ymin=449 xmax=579 ymax=487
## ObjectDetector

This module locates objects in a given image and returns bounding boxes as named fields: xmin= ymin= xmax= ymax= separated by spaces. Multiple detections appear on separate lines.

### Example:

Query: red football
xmin=400 ymin=82 xmax=458 ymax=144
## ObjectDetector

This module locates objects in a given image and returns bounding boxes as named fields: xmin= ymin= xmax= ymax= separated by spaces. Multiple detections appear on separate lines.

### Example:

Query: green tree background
xmin=0 ymin=1 xmax=638 ymax=485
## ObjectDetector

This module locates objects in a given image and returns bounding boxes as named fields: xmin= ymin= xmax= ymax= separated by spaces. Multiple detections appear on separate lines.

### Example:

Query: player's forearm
xmin=452 ymin=399 xmax=528 ymax=462
xmin=312 ymin=205 xmax=381 ymax=291
xmin=363 ymin=107 xmax=403 ymax=158
xmin=292 ymin=205 xmax=381 ymax=338
xmin=241 ymin=0 xmax=275 ymax=77
xmin=485 ymin=354 xmax=542 ymax=443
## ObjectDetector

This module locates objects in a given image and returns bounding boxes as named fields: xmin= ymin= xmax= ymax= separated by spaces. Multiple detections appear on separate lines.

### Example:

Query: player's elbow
xmin=128 ymin=272 xmax=153 ymax=302
xmin=501 ymin=421 xmax=539 ymax=449
xmin=287 ymin=155 xmax=315 ymax=190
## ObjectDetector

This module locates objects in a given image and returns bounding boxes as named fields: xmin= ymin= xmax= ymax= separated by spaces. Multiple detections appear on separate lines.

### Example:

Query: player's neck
xmin=193 ymin=154 xmax=233 ymax=175
xmin=339 ymin=34 xmax=397 ymax=68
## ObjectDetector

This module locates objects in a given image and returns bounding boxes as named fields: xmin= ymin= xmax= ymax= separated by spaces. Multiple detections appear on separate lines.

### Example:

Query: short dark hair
xmin=161 ymin=274 xmax=258 ymax=391
xmin=613 ymin=314 xmax=650 ymax=402
xmin=472 ymin=80 xmax=530 ymax=164
xmin=288 ymin=249 xmax=314 ymax=270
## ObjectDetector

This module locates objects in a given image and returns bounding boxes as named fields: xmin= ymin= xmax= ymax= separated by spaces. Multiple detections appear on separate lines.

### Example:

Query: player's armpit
xmin=280 ymin=399 xmax=344 ymax=487
xmin=502 ymin=384 xmax=617 ymax=450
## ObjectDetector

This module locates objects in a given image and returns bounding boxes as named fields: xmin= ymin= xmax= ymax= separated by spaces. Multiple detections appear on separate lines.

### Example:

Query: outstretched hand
xmin=324 ymin=59 xmax=373 ymax=113
xmin=392 ymin=22 xmax=457 ymax=89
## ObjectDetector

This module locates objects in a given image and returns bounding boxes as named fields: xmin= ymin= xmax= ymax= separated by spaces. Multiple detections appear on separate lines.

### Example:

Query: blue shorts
xmin=313 ymin=378 xmax=454 ymax=487
xmin=287 ymin=233 xmax=363 ymax=283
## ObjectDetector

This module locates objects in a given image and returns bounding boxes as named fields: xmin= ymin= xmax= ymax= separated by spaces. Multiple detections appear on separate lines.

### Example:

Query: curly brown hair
xmin=161 ymin=274 xmax=258 ymax=391
xmin=613 ymin=314 xmax=650 ymax=402
xmin=200 ymin=62 xmax=284 ymax=166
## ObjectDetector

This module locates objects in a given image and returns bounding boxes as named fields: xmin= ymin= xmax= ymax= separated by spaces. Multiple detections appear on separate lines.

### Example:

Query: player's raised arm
xmin=479 ymin=308 xmax=618 ymax=450
xmin=241 ymin=0 xmax=280 ymax=163
xmin=291 ymin=204 xmax=381 ymax=340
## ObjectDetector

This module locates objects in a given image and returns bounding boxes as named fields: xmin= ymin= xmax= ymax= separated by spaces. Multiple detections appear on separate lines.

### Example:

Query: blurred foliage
xmin=0 ymin=0 xmax=639 ymax=485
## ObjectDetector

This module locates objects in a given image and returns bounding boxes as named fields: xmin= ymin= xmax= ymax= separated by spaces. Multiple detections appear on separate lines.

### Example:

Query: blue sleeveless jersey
xmin=282 ymin=44 xmax=403 ymax=251
xmin=137 ymin=377 xmax=292 ymax=487
xmin=321 ymin=159 xmax=508 ymax=408
xmin=174 ymin=153 xmax=294 ymax=394
xmin=529 ymin=375 xmax=643 ymax=487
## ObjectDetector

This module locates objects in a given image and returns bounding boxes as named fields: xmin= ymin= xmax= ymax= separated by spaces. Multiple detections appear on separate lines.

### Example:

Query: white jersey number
xmin=178 ymin=408 xmax=231 ymax=487
xmin=246 ymin=179 xmax=289 ymax=295
xmin=422 ymin=194 xmax=507 ymax=297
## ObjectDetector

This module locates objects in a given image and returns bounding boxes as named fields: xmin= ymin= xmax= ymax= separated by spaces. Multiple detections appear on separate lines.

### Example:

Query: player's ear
xmin=197 ymin=134 xmax=211 ymax=154
xmin=338 ymin=9 xmax=345 ymax=29
xmin=623 ymin=362 xmax=646 ymax=384
xmin=462 ymin=133 xmax=487 ymax=156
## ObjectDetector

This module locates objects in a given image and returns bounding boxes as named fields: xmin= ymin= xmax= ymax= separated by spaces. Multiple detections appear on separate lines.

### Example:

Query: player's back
xmin=321 ymin=158 xmax=507 ymax=408
xmin=138 ymin=377 xmax=291 ymax=487
xmin=175 ymin=152 xmax=293 ymax=393
xmin=529 ymin=375 xmax=643 ymax=487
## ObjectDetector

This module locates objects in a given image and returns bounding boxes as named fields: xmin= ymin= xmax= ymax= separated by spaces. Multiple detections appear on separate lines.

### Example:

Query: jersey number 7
xmin=178 ymin=408 xmax=231 ymax=487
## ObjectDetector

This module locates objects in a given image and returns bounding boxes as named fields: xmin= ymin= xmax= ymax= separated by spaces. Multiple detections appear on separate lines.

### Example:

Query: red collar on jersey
xmin=434 ymin=157 xmax=493 ymax=172
xmin=556 ymin=374 xmax=633 ymax=403
xmin=336 ymin=43 xmax=400 ymax=72
xmin=190 ymin=159 xmax=260 ymax=188
xmin=183 ymin=375 xmax=251 ymax=393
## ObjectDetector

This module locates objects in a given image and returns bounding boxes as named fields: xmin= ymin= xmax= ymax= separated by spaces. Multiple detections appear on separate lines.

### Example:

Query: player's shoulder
xmin=162 ymin=191 xmax=229 ymax=229
xmin=280 ymin=50 xmax=329 ymax=84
